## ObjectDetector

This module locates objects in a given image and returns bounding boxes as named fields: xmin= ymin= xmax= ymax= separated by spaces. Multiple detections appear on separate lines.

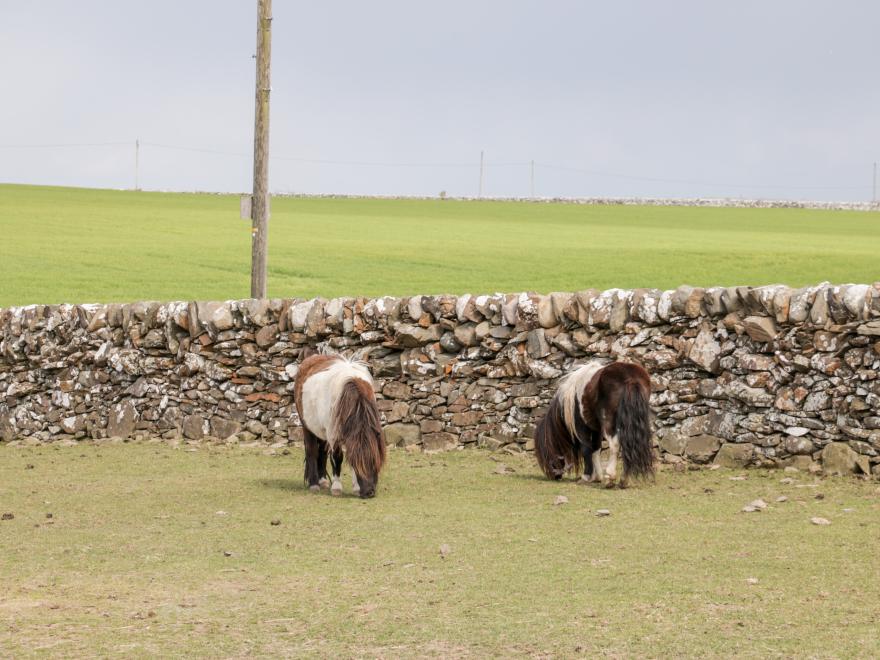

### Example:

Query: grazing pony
xmin=294 ymin=353 xmax=386 ymax=498
xmin=534 ymin=360 xmax=654 ymax=487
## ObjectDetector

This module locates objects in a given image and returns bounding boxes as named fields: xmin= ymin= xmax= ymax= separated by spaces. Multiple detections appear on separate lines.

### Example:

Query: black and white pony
xmin=294 ymin=353 xmax=386 ymax=498
xmin=534 ymin=360 xmax=654 ymax=487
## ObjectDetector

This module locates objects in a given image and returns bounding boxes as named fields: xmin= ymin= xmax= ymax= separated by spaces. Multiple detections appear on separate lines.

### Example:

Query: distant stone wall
xmin=2 ymin=283 xmax=879 ymax=478
xmin=277 ymin=193 xmax=880 ymax=213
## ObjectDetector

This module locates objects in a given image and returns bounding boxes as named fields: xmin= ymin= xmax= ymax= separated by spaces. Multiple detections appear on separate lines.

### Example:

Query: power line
xmin=135 ymin=142 xmax=529 ymax=168
xmin=2 ymin=139 xmax=873 ymax=192
xmin=0 ymin=142 xmax=130 ymax=149
xmin=537 ymin=162 xmax=871 ymax=191
xmin=140 ymin=142 xmax=248 ymax=158
xmin=269 ymin=153 xmax=527 ymax=168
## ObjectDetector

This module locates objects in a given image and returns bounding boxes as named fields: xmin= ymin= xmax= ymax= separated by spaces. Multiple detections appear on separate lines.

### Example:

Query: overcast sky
xmin=1 ymin=1 xmax=878 ymax=201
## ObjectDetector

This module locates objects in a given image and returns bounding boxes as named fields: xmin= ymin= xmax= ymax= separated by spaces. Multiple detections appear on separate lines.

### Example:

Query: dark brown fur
xmin=581 ymin=362 xmax=654 ymax=480
xmin=534 ymin=396 xmax=582 ymax=480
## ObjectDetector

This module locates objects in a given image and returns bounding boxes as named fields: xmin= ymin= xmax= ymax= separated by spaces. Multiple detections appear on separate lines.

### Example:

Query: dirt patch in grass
xmin=1 ymin=443 xmax=878 ymax=657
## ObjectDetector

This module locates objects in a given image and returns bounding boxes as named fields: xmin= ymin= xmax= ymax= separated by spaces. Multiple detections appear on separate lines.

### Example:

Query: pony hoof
xmin=331 ymin=486 xmax=343 ymax=497
xmin=318 ymin=478 xmax=330 ymax=490
xmin=604 ymin=480 xmax=617 ymax=489
xmin=308 ymin=485 xmax=321 ymax=493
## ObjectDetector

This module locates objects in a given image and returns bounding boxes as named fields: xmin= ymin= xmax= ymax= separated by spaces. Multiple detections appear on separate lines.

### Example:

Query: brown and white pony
xmin=294 ymin=353 xmax=386 ymax=498
xmin=534 ymin=360 xmax=654 ymax=487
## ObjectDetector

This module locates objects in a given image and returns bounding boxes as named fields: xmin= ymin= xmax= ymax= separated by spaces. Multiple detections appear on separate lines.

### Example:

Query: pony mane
xmin=556 ymin=361 xmax=605 ymax=436
xmin=340 ymin=354 xmax=371 ymax=372
xmin=317 ymin=346 xmax=372 ymax=375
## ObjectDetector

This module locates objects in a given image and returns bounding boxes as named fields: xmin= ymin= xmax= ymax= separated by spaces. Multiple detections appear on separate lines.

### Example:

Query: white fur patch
xmin=591 ymin=449 xmax=603 ymax=482
xmin=556 ymin=361 xmax=605 ymax=436
xmin=605 ymin=434 xmax=620 ymax=481
xmin=301 ymin=357 xmax=373 ymax=449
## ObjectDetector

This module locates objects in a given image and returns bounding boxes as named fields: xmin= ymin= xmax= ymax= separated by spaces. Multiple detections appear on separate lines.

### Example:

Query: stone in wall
xmin=1 ymin=282 xmax=880 ymax=477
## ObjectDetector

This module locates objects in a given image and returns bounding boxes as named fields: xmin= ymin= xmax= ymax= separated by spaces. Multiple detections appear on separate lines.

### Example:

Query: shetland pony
xmin=294 ymin=354 xmax=386 ymax=498
xmin=534 ymin=360 xmax=654 ymax=487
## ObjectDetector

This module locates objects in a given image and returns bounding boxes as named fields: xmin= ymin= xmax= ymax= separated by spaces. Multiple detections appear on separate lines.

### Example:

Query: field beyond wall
xmin=1 ymin=184 xmax=879 ymax=307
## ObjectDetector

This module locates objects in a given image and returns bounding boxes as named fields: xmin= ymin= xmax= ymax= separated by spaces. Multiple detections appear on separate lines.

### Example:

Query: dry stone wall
xmin=2 ymin=283 xmax=880 ymax=477
xmin=279 ymin=193 xmax=880 ymax=212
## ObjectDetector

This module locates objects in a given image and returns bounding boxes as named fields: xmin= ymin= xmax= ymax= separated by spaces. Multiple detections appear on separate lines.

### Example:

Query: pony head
xmin=534 ymin=395 xmax=581 ymax=480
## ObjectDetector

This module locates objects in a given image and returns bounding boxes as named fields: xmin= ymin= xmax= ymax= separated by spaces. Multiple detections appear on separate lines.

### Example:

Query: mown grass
xmin=1 ymin=183 xmax=879 ymax=307
xmin=1 ymin=443 xmax=878 ymax=657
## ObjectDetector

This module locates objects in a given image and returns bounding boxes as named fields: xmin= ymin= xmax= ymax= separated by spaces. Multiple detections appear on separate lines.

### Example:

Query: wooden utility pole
xmin=530 ymin=160 xmax=535 ymax=198
xmin=250 ymin=0 xmax=272 ymax=298
xmin=873 ymin=162 xmax=877 ymax=204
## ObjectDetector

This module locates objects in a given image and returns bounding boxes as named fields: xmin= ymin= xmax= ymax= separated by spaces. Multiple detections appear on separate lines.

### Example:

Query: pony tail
xmin=336 ymin=379 xmax=386 ymax=475
xmin=534 ymin=396 xmax=581 ymax=479
xmin=615 ymin=381 xmax=655 ymax=480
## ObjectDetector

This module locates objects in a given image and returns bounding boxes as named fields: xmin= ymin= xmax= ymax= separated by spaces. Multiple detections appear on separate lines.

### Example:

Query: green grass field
xmin=1 ymin=183 xmax=879 ymax=307
xmin=1 ymin=443 xmax=878 ymax=657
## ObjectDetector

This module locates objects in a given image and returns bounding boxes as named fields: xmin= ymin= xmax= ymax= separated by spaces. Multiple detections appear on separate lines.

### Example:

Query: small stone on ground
xmin=742 ymin=499 xmax=768 ymax=513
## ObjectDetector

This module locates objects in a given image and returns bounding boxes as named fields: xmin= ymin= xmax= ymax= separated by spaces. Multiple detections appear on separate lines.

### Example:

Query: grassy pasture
xmin=1 ymin=183 xmax=879 ymax=307
xmin=1 ymin=443 xmax=878 ymax=657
